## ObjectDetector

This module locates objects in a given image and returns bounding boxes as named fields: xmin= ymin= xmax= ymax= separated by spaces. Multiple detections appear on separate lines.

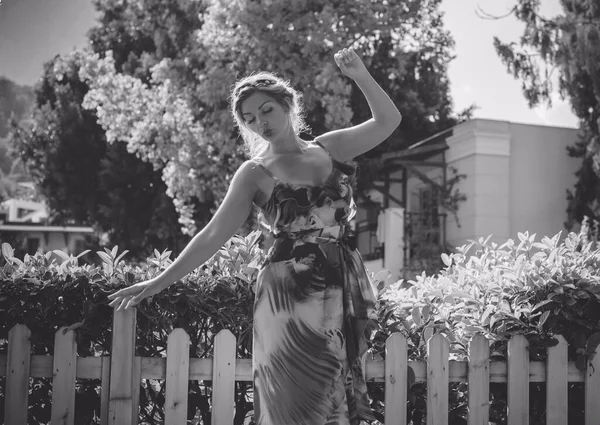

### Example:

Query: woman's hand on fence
xmin=107 ymin=279 xmax=162 ymax=311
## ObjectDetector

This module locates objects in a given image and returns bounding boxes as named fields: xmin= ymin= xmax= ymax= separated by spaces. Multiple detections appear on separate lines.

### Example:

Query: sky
xmin=0 ymin=0 xmax=579 ymax=129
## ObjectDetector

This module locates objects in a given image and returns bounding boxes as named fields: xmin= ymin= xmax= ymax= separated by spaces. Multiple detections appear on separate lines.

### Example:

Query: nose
xmin=257 ymin=117 xmax=268 ymax=130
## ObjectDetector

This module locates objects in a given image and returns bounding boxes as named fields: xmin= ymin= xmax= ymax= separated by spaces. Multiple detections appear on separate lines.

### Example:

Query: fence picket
xmin=507 ymin=335 xmax=529 ymax=425
xmin=385 ymin=333 xmax=408 ymax=425
xmin=427 ymin=334 xmax=449 ymax=425
xmin=108 ymin=306 xmax=137 ymax=425
xmin=585 ymin=336 xmax=600 ymax=425
xmin=131 ymin=355 xmax=142 ymax=425
xmin=165 ymin=329 xmax=191 ymax=425
xmin=468 ymin=334 xmax=489 ymax=425
xmin=211 ymin=330 xmax=237 ymax=425
xmin=100 ymin=356 xmax=111 ymax=425
xmin=51 ymin=327 xmax=77 ymax=425
xmin=547 ymin=335 xmax=567 ymax=425
xmin=5 ymin=324 xmax=31 ymax=425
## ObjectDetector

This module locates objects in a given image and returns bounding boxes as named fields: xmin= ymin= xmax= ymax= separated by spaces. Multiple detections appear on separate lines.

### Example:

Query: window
xmin=17 ymin=208 xmax=35 ymax=219
xmin=419 ymin=187 xmax=438 ymax=215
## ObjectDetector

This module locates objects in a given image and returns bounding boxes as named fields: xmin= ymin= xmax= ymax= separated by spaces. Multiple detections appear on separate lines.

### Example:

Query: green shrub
xmin=369 ymin=227 xmax=600 ymax=424
xmin=2 ymin=223 xmax=599 ymax=424
xmin=0 ymin=231 xmax=264 ymax=425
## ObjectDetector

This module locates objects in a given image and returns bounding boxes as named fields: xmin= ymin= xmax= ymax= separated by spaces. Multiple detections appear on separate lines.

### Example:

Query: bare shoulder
xmin=233 ymin=159 xmax=267 ymax=186
xmin=231 ymin=159 xmax=273 ymax=204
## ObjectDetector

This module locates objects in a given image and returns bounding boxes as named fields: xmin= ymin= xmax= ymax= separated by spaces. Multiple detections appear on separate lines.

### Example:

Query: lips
xmin=262 ymin=127 xmax=273 ymax=137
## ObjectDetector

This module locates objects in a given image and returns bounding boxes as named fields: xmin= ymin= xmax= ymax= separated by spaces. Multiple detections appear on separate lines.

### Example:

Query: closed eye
xmin=245 ymin=107 xmax=272 ymax=125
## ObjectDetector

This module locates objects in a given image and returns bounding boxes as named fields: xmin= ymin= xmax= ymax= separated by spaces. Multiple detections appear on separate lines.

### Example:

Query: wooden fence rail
xmin=1 ymin=307 xmax=599 ymax=424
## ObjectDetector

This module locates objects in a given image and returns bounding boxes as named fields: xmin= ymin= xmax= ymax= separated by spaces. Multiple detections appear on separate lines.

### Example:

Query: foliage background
xmin=5 ymin=0 xmax=471 ymax=258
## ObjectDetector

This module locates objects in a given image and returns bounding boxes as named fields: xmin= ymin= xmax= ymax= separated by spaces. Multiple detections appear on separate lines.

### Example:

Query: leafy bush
xmin=369 ymin=226 xmax=600 ymax=424
xmin=2 ymin=223 xmax=600 ymax=424
xmin=0 ymin=231 xmax=264 ymax=425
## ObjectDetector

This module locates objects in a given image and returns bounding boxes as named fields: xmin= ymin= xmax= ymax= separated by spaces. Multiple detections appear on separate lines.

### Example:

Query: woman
xmin=108 ymin=47 xmax=402 ymax=425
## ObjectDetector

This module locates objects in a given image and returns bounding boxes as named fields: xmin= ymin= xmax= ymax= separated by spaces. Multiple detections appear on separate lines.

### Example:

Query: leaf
xmin=443 ymin=294 xmax=456 ymax=303
xmin=538 ymin=310 xmax=551 ymax=327
xmin=1 ymin=242 xmax=14 ymax=260
xmin=481 ymin=305 xmax=495 ymax=325
xmin=76 ymin=249 xmax=91 ymax=259
xmin=11 ymin=257 xmax=24 ymax=268
xmin=532 ymin=299 xmax=554 ymax=312
xmin=441 ymin=253 xmax=452 ymax=267
xmin=586 ymin=333 xmax=600 ymax=358
xmin=96 ymin=251 xmax=112 ymax=265
xmin=412 ymin=306 xmax=422 ymax=327
xmin=53 ymin=250 xmax=70 ymax=261
xmin=115 ymin=250 xmax=129 ymax=265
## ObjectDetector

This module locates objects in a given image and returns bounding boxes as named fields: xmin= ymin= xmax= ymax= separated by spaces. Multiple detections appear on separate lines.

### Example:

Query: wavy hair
xmin=230 ymin=72 xmax=310 ymax=158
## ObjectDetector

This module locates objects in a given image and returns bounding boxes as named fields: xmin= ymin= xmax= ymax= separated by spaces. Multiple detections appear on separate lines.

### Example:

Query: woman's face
xmin=240 ymin=91 xmax=290 ymax=140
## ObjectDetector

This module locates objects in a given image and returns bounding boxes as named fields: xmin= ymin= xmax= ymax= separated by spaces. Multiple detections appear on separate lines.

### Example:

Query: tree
xmin=9 ymin=52 xmax=189 ymax=259
xmin=487 ymin=0 xmax=600 ymax=227
xmin=0 ymin=77 xmax=35 ymax=201
xmin=0 ymin=77 xmax=34 ymax=139
xmin=7 ymin=0 xmax=209 ymax=257
xmin=80 ymin=0 xmax=468 ymax=235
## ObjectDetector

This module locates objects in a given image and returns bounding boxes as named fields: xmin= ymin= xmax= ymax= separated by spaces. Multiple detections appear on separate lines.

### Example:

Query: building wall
xmin=508 ymin=123 xmax=579 ymax=238
xmin=445 ymin=119 xmax=579 ymax=248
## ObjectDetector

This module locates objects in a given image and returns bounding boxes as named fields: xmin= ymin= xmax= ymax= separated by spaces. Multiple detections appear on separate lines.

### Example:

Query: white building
xmin=356 ymin=118 xmax=580 ymax=279
xmin=0 ymin=198 xmax=94 ymax=255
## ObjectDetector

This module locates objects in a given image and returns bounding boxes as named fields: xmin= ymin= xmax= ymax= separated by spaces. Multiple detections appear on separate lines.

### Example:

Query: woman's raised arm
xmin=317 ymin=47 xmax=402 ymax=162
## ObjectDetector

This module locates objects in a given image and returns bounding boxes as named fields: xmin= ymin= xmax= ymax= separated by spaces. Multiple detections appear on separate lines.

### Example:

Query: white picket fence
xmin=1 ymin=306 xmax=600 ymax=424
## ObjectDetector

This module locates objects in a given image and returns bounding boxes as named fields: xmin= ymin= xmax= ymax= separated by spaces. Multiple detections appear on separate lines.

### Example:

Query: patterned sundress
xmin=252 ymin=140 xmax=378 ymax=425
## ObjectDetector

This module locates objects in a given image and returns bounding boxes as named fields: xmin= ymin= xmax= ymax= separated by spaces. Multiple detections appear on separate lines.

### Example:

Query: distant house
xmin=355 ymin=118 xmax=580 ymax=279
xmin=0 ymin=198 xmax=94 ymax=255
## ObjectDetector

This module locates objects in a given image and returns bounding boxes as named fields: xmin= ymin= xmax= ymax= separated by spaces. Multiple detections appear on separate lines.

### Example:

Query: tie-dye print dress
xmin=252 ymin=140 xmax=378 ymax=425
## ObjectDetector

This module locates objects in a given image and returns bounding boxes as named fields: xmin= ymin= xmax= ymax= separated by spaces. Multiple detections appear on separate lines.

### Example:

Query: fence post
xmin=5 ymin=324 xmax=31 ymax=425
xmin=546 ymin=335 xmax=567 ymax=425
xmin=385 ymin=333 xmax=407 ymax=425
xmin=165 ymin=328 xmax=191 ymax=424
xmin=468 ymin=334 xmax=489 ymax=425
xmin=211 ymin=329 xmax=236 ymax=425
xmin=108 ymin=306 xmax=137 ymax=425
xmin=585 ymin=335 xmax=600 ymax=425
xmin=51 ymin=327 xmax=77 ymax=425
xmin=427 ymin=333 xmax=449 ymax=425
xmin=507 ymin=335 xmax=529 ymax=425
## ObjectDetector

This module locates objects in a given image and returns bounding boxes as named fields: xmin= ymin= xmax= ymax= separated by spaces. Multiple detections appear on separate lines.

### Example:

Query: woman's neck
xmin=269 ymin=130 xmax=306 ymax=155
